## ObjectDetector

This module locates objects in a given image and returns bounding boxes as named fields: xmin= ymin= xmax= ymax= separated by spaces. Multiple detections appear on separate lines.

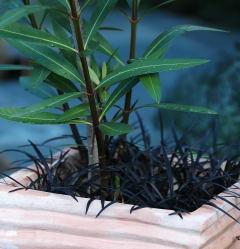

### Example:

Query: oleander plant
xmin=0 ymin=0 xmax=239 ymax=219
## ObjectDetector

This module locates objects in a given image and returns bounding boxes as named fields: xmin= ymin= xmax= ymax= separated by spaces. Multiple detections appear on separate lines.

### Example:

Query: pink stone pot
xmin=0 ymin=154 xmax=239 ymax=249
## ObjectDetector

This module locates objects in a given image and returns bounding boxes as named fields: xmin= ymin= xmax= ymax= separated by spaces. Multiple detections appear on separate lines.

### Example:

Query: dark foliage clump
xmin=1 ymin=122 xmax=240 ymax=220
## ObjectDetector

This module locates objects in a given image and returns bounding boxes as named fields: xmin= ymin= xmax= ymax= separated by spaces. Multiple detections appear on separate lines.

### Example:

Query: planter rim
xmin=0 ymin=149 xmax=239 ymax=234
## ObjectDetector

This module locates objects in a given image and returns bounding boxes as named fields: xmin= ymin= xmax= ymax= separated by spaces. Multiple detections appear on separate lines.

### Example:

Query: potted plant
xmin=0 ymin=0 xmax=239 ymax=248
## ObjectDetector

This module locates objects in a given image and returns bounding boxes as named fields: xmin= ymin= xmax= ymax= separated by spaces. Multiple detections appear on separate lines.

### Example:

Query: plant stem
xmin=57 ymin=90 xmax=88 ymax=159
xmin=122 ymin=0 xmax=138 ymax=125
xmin=68 ymin=0 xmax=106 ymax=177
xmin=22 ymin=0 xmax=39 ymax=29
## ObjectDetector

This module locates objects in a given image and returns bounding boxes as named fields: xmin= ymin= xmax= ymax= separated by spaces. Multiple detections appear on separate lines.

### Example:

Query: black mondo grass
xmin=1 ymin=123 xmax=240 ymax=221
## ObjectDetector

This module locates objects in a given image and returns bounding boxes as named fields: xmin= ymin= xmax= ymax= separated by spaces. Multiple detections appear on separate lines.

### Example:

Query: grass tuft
xmin=1 ymin=120 xmax=240 ymax=221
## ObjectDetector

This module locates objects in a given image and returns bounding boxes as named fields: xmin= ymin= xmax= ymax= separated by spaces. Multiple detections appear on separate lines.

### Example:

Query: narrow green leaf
xmin=147 ymin=46 xmax=169 ymax=59
xmin=92 ymin=32 xmax=124 ymax=66
xmin=47 ymin=74 xmax=79 ymax=93
xmin=99 ymin=90 xmax=110 ymax=102
xmin=66 ymin=119 xmax=91 ymax=125
xmin=88 ymin=67 xmax=100 ymax=85
xmin=51 ymin=19 xmax=72 ymax=43
xmin=97 ymin=58 xmax=209 ymax=89
xmin=80 ymin=0 xmax=95 ymax=13
xmin=112 ymin=63 xmax=120 ymax=71
xmin=51 ymin=19 xmax=76 ymax=65
xmin=144 ymin=25 xmax=225 ymax=58
xmin=57 ymin=104 xmax=90 ymax=121
xmin=84 ymin=0 xmax=119 ymax=48
xmin=49 ymin=8 xmax=71 ymax=33
xmin=56 ymin=0 xmax=70 ymax=10
xmin=117 ymin=7 xmax=130 ymax=19
xmin=20 ymin=76 xmax=56 ymax=99
xmin=102 ymin=62 xmax=108 ymax=79
xmin=140 ymin=73 xmax=161 ymax=103
xmin=7 ymin=39 xmax=84 ymax=84
xmin=30 ymin=66 xmax=50 ymax=87
xmin=91 ymin=56 xmax=101 ymax=78
xmin=22 ymin=92 xmax=82 ymax=116
xmin=0 ymin=5 xmax=49 ymax=28
xmin=10 ymin=92 xmax=82 ymax=117
xmin=139 ymin=0 xmax=175 ymax=19
xmin=100 ymin=78 xmax=138 ymax=120
xmin=79 ymin=48 xmax=96 ymax=58
xmin=135 ymin=103 xmax=217 ymax=115
xmin=100 ymin=27 xmax=123 ymax=31
xmin=0 ymin=23 xmax=78 ymax=53
xmin=99 ymin=122 xmax=134 ymax=136
xmin=0 ymin=64 xmax=32 ymax=71
xmin=0 ymin=109 xmax=89 ymax=125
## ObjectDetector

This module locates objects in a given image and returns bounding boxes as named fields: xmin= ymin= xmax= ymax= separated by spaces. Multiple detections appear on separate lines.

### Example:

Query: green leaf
xmin=57 ymin=104 xmax=90 ymax=121
xmin=7 ymin=40 xmax=84 ymax=84
xmin=99 ymin=90 xmax=110 ymax=102
xmin=51 ymin=19 xmax=76 ymax=65
xmin=30 ymin=66 xmax=50 ymax=87
xmin=21 ymin=76 xmax=53 ymax=99
xmin=139 ymin=0 xmax=175 ymax=19
xmin=81 ymin=0 xmax=95 ymax=13
xmin=0 ymin=109 xmax=89 ymax=125
xmin=51 ymin=20 xmax=72 ymax=43
xmin=9 ymin=92 xmax=82 ymax=117
xmin=111 ymin=112 xmax=124 ymax=122
xmin=49 ymin=8 xmax=71 ymax=33
xmin=99 ymin=122 xmax=134 ymax=136
xmin=84 ymin=0 xmax=119 ymax=48
xmin=126 ymin=0 xmax=141 ymax=8
xmin=79 ymin=48 xmax=96 ymax=58
xmin=88 ymin=67 xmax=100 ymax=85
xmin=100 ymin=27 xmax=123 ymax=31
xmin=0 ymin=64 xmax=32 ymax=71
xmin=144 ymin=25 xmax=225 ymax=58
xmin=0 ymin=23 xmax=78 ymax=53
xmin=147 ymin=46 xmax=169 ymax=59
xmin=47 ymin=74 xmax=79 ymax=93
xmin=97 ymin=58 xmax=209 ymax=89
xmin=91 ymin=56 xmax=101 ymax=78
xmin=112 ymin=63 xmax=120 ymax=71
xmin=135 ymin=103 xmax=217 ymax=115
xmin=56 ymin=0 xmax=70 ymax=10
xmin=92 ymin=32 xmax=124 ymax=66
xmin=101 ymin=62 xmax=108 ymax=79
xmin=20 ymin=76 xmax=56 ymax=99
xmin=39 ymin=0 xmax=62 ymax=8
xmin=0 ymin=5 xmax=49 ymax=28
xmin=140 ymin=73 xmax=161 ymax=103
xmin=100 ymin=78 xmax=138 ymax=120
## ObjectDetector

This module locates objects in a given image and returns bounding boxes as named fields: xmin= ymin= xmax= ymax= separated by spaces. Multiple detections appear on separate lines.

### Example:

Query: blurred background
xmin=0 ymin=0 xmax=240 ymax=169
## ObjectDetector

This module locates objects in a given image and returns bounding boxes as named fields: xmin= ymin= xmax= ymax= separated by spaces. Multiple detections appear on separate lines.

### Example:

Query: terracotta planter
xmin=0 ymin=154 xmax=239 ymax=249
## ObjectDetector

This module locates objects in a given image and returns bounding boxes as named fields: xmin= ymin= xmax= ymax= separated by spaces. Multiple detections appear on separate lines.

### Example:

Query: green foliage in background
xmin=0 ymin=0 xmax=222 ymax=180
xmin=117 ymin=0 xmax=240 ymax=28
xmin=155 ymin=44 xmax=240 ymax=143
